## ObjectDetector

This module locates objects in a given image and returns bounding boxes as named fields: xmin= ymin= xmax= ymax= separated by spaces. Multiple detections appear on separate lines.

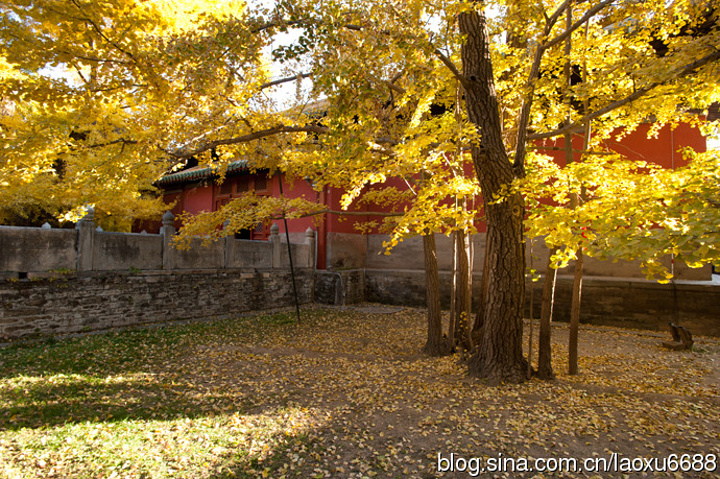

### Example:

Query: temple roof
xmin=156 ymin=160 xmax=250 ymax=187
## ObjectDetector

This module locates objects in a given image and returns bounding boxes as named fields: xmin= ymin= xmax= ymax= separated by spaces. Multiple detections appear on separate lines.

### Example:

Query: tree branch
xmin=61 ymin=52 xmax=130 ymax=65
xmin=169 ymin=124 xmax=330 ymax=158
xmin=316 ymin=11 xmax=463 ymax=88
xmin=529 ymin=144 xmax=616 ymax=155
xmin=435 ymin=49 xmax=470 ymax=88
xmin=514 ymin=0 xmax=614 ymax=170
xmin=260 ymin=73 xmax=311 ymax=90
xmin=316 ymin=209 xmax=403 ymax=217
xmin=70 ymin=0 xmax=136 ymax=62
xmin=513 ymin=46 xmax=545 ymax=169
xmin=86 ymin=138 xmax=138 ymax=148
xmin=233 ymin=208 xmax=404 ymax=223
xmin=544 ymin=0 xmax=572 ymax=34
xmin=528 ymin=48 xmax=720 ymax=141
xmin=384 ymin=79 xmax=406 ymax=95
xmin=251 ymin=19 xmax=307 ymax=34
xmin=542 ymin=0 xmax=614 ymax=51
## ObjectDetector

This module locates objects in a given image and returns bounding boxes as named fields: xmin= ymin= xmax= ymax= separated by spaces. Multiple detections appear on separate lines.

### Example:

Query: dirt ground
xmin=185 ymin=305 xmax=720 ymax=478
xmin=1 ymin=304 xmax=718 ymax=478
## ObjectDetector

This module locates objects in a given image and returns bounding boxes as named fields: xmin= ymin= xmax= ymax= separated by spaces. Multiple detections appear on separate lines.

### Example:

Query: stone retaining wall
xmin=2 ymin=212 xmax=717 ymax=339
xmin=3 ymin=267 xmax=718 ymax=340
xmin=362 ymin=269 xmax=720 ymax=337
xmin=0 ymin=268 xmax=313 ymax=339
xmin=0 ymin=209 xmax=318 ymax=340
xmin=532 ymin=276 xmax=720 ymax=337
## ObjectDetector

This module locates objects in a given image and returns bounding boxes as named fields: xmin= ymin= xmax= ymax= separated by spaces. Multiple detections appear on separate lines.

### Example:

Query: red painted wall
xmin=537 ymin=122 xmax=707 ymax=168
xmin=610 ymin=122 xmax=706 ymax=168
xmin=183 ymin=184 xmax=214 ymax=214
xmin=269 ymin=175 xmax=321 ymax=235
xmin=146 ymin=121 xmax=707 ymax=267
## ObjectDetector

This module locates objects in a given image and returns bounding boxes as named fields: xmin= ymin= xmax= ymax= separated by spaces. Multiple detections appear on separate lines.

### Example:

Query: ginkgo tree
xmin=508 ymin=0 xmax=719 ymax=378
xmin=1 ymin=0 xmax=719 ymax=383
xmin=525 ymin=148 xmax=720 ymax=280
xmin=519 ymin=145 xmax=720 ymax=375
xmin=0 ymin=0 xmax=292 ymax=227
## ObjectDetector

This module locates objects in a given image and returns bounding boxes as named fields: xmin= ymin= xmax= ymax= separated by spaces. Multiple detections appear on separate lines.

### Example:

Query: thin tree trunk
xmin=569 ymin=18 xmax=592 ymax=376
xmin=455 ymin=230 xmax=472 ymax=350
xmin=527 ymin=237 xmax=536 ymax=378
xmin=465 ymin=229 xmax=474 ymax=348
xmin=568 ymin=249 xmax=583 ymax=374
xmin=562 ymin=2 xmax=576 ymax=376
xmin=460 ymin=8 xmax=528 ymax=383
xmin=537 ymin=252 xmax=557 ymax=380
xmin=423 ymin=232 xmax=446 ymax=356
xmin=448 ymin=231 xmax=458 ymax=350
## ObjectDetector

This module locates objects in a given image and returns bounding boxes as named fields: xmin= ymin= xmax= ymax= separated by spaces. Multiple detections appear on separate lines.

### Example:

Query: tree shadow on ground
xmin=0 ymin=371 xmax=257 ymax=431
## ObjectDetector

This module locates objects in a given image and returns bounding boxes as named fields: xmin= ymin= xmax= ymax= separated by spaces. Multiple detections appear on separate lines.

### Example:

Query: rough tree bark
xmin=423 ymin=232 xmax=447 ymax=356
xmin=472 ymin=230 xmax=491 ymax=345
xmin=460 ymin=8 xmax=528 ymax=383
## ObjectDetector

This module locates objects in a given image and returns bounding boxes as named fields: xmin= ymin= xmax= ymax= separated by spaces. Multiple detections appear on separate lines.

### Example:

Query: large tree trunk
xmin=472 ymin=230 xmax=491 ymax=344
xmin=460 ymin=9 xmax=528 ymax=384
xmin=423 ymin=233 xmax=447 ymax=356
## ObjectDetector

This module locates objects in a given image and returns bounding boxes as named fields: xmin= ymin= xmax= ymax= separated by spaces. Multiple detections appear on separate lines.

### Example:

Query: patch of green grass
xmin=0 ymin=310 xmax=328 ymax=478
xmin=1 ymin=411 xmax=315 ymax=479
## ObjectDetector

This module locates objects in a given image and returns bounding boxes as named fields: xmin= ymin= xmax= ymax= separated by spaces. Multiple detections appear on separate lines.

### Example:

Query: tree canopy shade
xmin=1 ymin=0 xmax=719 ymax=381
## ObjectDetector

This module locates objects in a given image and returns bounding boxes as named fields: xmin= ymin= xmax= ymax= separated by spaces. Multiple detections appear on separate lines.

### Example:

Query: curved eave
xmin=155 ymin=160 xmax=250 ymax=187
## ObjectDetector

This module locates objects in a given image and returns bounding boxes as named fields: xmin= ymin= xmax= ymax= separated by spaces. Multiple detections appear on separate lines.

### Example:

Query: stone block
xmin=0 ymin=226 xmax=77 ymax=272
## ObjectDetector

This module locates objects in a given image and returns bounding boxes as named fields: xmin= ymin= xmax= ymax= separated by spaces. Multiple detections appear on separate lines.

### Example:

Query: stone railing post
xmin=76 ymin=207 xmax=95 ymax=271
xmin=305 ymin=227 xmax=316 ymax=269
xmin=161 ymin=211 xmax=176 ymax=270
xmin=270 ymin=223 xmax=281 ymax=268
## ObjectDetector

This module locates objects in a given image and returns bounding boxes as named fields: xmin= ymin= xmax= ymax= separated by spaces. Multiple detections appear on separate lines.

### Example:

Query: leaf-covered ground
xmin=0 ymin=305 xmax=718 ymax=478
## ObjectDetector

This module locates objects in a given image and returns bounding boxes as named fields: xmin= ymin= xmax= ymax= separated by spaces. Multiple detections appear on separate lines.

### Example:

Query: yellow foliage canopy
xmin=1 ymin=0 xmax=718 ymax=270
